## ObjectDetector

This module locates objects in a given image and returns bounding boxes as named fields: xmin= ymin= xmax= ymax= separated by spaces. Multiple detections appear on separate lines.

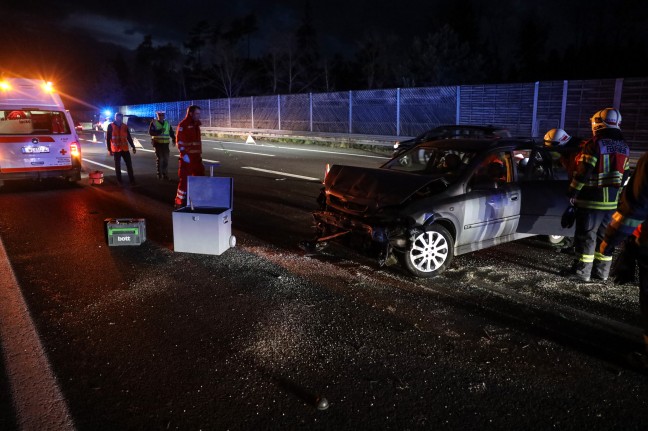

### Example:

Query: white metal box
xmin=172 ymin=176 xmax=235 ymax=255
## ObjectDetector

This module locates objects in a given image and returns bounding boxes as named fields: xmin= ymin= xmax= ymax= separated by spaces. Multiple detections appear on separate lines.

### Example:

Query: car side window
xmin=470 ymin=151 xmax=512 ymax=188
xmin=519 ymin=148 xmax=571 ymax=181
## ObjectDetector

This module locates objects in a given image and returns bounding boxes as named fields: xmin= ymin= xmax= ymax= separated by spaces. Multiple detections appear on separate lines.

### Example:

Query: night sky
xmin=2 ymin=0 xmax=647 ymax=108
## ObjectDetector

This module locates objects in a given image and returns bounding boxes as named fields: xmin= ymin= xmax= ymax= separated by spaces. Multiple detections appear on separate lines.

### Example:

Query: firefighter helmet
xmin=543 ymin=128 xmax=571 ymax=147
xmin=591 ymin=108 xmax=621 ymax=132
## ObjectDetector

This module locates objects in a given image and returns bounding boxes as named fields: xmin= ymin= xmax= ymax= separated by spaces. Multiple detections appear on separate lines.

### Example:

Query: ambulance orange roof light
xmin=0 ymin=81 xmax=10 ymax=91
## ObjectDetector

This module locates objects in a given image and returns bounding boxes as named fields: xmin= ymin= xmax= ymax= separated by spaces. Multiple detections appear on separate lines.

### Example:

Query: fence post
xmin=531 ymin=81 xmax=540 ymax=137
xmin=277 ymin=94 xmax=281 ymax=130
xmin=456 ymin=86 xmax=461 ymax=125
xmin=348 ymin=90 xmax=353 ymax=134
xmin=251 ymin=96 xmax=255 ymax=129
xmin=613 ymin=78 xmax=624 ymax=109
xmin=309 ymin=93 xmax=313 ymax=132
xmin=228 ymin=98 xmax=232 ymax=128
xmin=208 ymin=99 xmax=212 ymax=127
xmin=560 ymin=80 xmax=568 ymax=130
xmin=396 ymin=88 xmax=401 ymax=137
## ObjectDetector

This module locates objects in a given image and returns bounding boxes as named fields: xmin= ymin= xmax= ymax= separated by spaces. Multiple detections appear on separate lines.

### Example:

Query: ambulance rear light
xmin=0 ymin=81 xmax=10 ymax=91
xmin=70 ymin=143 xmax=80 ymax=157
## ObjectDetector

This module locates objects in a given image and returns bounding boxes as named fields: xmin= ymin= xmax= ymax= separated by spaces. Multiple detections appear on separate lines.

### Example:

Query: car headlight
xmin=394 ymin=141 xmax=400 ymax=149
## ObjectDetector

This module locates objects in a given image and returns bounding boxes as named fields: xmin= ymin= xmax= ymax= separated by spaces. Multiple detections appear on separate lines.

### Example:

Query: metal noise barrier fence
xmin=119 ymin=77 xmax=648 ymax=149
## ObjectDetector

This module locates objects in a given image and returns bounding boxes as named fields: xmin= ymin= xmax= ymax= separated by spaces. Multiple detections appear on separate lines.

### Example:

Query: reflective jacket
xmin=176 ymin=116 xmax=202 ymax=156
xmin=149 ymin=119 xmax=175 ymax=144
xmin=567 ymin=128 xmax=630 ymax=210
xmin=601 ymin=151 xmax=648 ymax=254
xmin=108 ymin=122 xmax=132 ymax=152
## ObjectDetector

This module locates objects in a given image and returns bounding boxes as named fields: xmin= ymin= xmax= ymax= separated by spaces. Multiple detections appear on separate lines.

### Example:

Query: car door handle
xmin=510 ymin=194 xmax=519 ymax=201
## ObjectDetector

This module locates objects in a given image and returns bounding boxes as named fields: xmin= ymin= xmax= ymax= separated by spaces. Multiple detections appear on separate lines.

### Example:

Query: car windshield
xmin=0 ymin=110 xmax=71 ymax=135
xmin=384 ymin=146 xmax=476 ymax=179
xmin=413 ymin=126 xmax=512 ymax=143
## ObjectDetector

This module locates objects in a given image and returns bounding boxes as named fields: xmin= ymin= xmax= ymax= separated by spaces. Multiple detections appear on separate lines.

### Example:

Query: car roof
xmin=415 ymin=138 xmax=535 ymax=152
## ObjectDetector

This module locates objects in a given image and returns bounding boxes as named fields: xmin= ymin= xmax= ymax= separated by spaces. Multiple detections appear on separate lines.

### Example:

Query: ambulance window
xmin=0 ymin=110 xmax=71 ymax=135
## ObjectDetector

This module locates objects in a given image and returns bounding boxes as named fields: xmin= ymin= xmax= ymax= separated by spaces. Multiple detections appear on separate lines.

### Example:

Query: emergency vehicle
xmin=0 ymin=78 xmax=82 ymax=183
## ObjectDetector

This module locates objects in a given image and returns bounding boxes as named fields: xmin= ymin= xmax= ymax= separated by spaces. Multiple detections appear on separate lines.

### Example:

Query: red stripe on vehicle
xmin=0 ymin=165 xmax=72 ymax=173
xmin=0 ymin=136 xmax=57 ymax=143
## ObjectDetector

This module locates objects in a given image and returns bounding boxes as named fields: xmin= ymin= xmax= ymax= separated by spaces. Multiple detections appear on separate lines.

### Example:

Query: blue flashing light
xmin=103 ymin=110 xmax=112 ymax=117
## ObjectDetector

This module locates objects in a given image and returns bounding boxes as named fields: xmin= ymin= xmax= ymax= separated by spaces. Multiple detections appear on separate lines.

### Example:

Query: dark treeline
xmin=105 ymin=1 xmax=647 ymax=106
xmin=3 ymin=1 xmax=647 ymax=108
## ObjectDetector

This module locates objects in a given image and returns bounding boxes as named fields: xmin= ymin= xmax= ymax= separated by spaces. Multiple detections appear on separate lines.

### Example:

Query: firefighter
xmin=599 ymin=152 xmax=648 ymax=350
xmin=149 ymin=111 xmax=176 ymax=180
xmin=561 ymin=108 xmax=630 ymax=282
xmin=543 ymin=128 xmax=585 ymax=179
xmin=174 ymin=105 xmax=204 ymax=208
xmin=106 ymin=112 xmax=137 ymax=185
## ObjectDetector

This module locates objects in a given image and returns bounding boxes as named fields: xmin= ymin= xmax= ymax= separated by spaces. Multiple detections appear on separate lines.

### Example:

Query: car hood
xmin=324 ymin=165 xmax=444 ymax=214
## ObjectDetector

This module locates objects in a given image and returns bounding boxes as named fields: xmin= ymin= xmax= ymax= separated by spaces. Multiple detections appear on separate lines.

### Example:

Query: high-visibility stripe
xmin=594 ymin=252 xmax=613 ymax=262
xmin=579 ymin=254 xmax=595 ymax=263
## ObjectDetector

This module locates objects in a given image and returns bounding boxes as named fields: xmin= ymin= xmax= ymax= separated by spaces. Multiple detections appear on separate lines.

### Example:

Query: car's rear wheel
xmin=548 ymin=235 xmax=565 ymax=244
xmin=401 ymin=224 xmax=454 ymax=278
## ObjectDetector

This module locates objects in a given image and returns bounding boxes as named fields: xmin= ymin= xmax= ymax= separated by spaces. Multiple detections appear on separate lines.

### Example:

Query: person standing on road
xmin=149 ymin=111 xmax=176 ymax=180
xmin=600 ymin=151 xmax=648 ymax=349
xmin=174 ymin=105 xmax=204 ymax=208
xmin=561 ymin=108 xmax=630 ymax=282
xmin=106 ymin=112 xmax=137 ymax=185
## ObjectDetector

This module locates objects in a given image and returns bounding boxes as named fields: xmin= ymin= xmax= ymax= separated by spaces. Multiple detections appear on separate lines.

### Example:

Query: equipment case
xmin=172 ymin=176 xmax=236 ymax=255
xmin=105 ymin=218 xmax=147 ymax=246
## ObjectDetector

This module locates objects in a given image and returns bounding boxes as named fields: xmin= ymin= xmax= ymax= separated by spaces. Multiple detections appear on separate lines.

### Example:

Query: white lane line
xmin=0 ymin=237 xmax=75 ymax=431
xmin=82 ymin=158 xmax=127 ymax=174
xmin=203 ymin=159 xmax=221 ymax=164
xmin=241 ymin=166 xmax=320 ymax=181
xmin=137 ymin=148 xmax=155 ymax=153
xmin=213 ymin=148 xmax=274 ymax=157
xmin=207 ymin=139 xmax=388 ymax=159
xmin=205 ymin=139 xmax=276 ymax=148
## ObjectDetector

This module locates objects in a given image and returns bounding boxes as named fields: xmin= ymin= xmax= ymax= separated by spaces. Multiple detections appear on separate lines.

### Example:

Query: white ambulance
xmin=0 ymin=78 xmax=82 ymax=183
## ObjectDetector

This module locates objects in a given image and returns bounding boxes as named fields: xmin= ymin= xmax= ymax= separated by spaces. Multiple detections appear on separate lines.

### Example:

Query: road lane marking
xmin=205 ymin=139 xmax=276 ymax=147
xmin=82 ymin=158 xmax=127 ymax=174
xmin=213 ymin=148 xmax=275 ymax=157
xmin=0 ymin=237 xmax=75 ymax=431
xmin=241 ymin=166 xmax=320 ymax=181
xmin=207 ymin=139 xmax=388 ymax=159
xmin=137 ymin=148 xmax=155 ymax=153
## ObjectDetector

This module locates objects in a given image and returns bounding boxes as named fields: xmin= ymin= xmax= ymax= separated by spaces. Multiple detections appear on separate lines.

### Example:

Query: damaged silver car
xmin=309 ymin=139 xmax=576 ymax=277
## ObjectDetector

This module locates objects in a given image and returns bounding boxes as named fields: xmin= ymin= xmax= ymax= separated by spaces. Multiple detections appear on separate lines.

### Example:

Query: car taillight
xmin=70 ymin=143 xmax=80 ymax=157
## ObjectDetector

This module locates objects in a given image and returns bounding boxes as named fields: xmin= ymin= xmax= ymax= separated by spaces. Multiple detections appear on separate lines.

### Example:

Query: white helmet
xmin=591 ymin=108 xmax=621 ymax=132
xmin=543 ymin=128 xmax=571 ymax=147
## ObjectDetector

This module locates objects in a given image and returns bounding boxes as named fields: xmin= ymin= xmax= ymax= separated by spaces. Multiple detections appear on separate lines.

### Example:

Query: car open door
xmin=516 ymin=147 xmax=576 ymax=237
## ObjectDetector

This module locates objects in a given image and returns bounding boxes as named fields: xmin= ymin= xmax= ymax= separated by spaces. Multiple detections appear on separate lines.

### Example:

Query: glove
xmin=132 ymin=147 xmax=137 ymax=154
xmin=182 ymin=154 xmax=190 ymax=163
xmin=561 ymin=205 xmax=576 ymax=229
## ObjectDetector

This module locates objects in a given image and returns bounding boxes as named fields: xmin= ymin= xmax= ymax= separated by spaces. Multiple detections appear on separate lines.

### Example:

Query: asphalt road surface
xmin=1 ymin=131 xmax=648 ymax=430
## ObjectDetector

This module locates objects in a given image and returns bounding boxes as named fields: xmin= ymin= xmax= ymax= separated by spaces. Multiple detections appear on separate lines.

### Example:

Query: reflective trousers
xmin=573 ymin=207 xmax=613 ymax=279
xmin=175 ymin=156 xmax=205 ymax=206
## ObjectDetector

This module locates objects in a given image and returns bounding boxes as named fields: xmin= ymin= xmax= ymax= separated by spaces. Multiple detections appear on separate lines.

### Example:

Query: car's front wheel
xmin=401 ymin=224 xmax=454 ymax=278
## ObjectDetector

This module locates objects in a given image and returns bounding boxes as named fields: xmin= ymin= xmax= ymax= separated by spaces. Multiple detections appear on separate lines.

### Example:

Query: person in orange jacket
xmin=174 ymin=105 xmax=204 ymax=208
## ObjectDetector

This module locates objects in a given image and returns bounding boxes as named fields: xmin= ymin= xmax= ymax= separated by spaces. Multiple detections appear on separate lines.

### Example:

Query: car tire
xmin=548 ymin=235 xmax=565 ymax=244
xmin=401 ymin=224 xmax=454 ymax=278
